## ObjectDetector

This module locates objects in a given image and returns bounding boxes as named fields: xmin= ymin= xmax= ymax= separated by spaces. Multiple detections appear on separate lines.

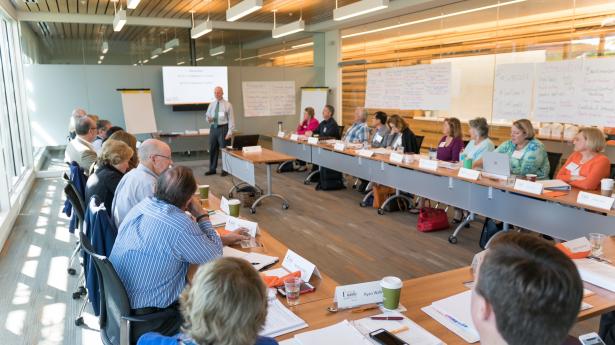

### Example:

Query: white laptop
xmin=482 ymin=152 xmax=511 ymax=180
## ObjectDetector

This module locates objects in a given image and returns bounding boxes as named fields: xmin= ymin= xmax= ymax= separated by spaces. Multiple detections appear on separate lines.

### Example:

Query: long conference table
xmin=273 ymin=136 xmax=615 ymax=241
xmin=198 ymin=194 xmax=615 ymax=344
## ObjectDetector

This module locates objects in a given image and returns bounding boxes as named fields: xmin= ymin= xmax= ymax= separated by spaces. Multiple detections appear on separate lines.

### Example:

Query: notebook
xmin=538 ymin=179 xmax=572 ymax=191
xmin=208 ymin=210 xmax=229 ymax=227
xmin=260 ymin=298 xmax=308 ymax=338
xmin=353 ymin=312 xmax=444 ymax=345
xmin=575 ymin=258 xmax=615 ymax=292
xmin=294 ymin=320 xmax=371 ymax=345
xmin=423 ymin=290 xmax=480 ymax=343
xmin=222 ymin=246 xmax=278 ymax=271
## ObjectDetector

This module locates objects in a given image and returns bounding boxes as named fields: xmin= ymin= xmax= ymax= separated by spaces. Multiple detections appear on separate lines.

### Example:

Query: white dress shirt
xmin=205 ymin=99 xmax=235 ymax=137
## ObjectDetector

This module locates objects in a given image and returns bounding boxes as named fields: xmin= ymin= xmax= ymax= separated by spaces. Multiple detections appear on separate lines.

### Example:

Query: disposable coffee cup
xmin=463 ymin=158 xmax=473 ymax=169
xmin=228 ymin=199 xmax=241 ymax=217
xmin=526 ymin=174 xmax=537 ymax=182
xmin=380 ymin=276 xmax=403 ymax=310
xmin=198 ymin=185 xmax=209 ymax=199
xmin=602 ymin=178 xmax=615 ymax=196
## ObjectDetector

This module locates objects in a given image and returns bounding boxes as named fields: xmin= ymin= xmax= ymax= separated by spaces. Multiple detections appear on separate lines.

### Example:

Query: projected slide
xmin=162 ymin=66 xmax=228 ymax=105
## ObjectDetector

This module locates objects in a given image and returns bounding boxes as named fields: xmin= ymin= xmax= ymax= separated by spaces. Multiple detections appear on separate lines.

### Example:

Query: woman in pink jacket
xmin=296 ymin=107 xmax=319 ymax=135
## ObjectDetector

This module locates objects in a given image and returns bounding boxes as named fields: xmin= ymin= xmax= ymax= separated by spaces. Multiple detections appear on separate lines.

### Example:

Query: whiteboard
xmin=365 ymin=63 xmax=451 ymax=110
xmin=492 ymin=63 xmax=535 ymax=122
xmin=300 ymin=87 xmax=328 ymax=122
xmin=533 ymin=59 xmax=583 ymax=123
xmin=120 ymin=89 xmax=158 ymax=134
xmin=242 ymin=81 xmax=295 ymax=117
xmin=162 ymin=66 xmax=228 ymax=105
xmin=577 ymin=58 xmax=615 ymax=126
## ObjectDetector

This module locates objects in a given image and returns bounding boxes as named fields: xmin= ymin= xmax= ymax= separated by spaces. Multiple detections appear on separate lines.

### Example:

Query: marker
xmin=370 ymin=316 xmax=404 ymax=320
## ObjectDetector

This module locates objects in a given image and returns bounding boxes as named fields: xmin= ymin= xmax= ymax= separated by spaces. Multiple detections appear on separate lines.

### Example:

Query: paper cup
xmin=380 ymin=276 xmax=402 ymax=310
xmin=526 ymin=174 xmax=537 ymax=182
xmin=228 ymin=199 xmax=241 ymax=217
xmin=198 ymin=185 xmax=209 ymax=199
xmin=601 ymin=179 xmax=614 ymax=196
xmin=463 ymin=158 xmax=473 ymax=169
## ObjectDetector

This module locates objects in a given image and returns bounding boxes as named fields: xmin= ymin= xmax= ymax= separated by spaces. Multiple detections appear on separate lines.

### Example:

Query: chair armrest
xmin=122 ymin=308 xmax=178 ymax=323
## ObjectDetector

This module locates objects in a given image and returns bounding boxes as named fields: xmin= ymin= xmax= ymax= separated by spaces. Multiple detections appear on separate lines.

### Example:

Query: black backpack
xmin=479 ymin=218 xmax=504 ymax=249
xmin=315 ymin=168 xmax=345 ymax=191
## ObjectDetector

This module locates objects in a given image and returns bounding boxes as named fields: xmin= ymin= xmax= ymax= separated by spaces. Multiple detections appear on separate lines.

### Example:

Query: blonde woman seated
xmin=556 ymin=127 xmax=611 ymax=190
xmin=138 ymin=257 xmax=277 ymax=345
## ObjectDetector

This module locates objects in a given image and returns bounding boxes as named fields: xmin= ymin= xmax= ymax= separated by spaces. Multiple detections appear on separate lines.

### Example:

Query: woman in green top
xmin=476 ymin=119 xmax=550 ymax=180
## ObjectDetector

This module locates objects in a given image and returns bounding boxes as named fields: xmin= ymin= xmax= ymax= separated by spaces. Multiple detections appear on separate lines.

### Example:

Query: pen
xmin=444 ymin=313 xmax=469 ymax=328
xmin=351 ymin=305 xmax=380 ymax=313
xmin=390 ymin=326 xmax=410 ymax=335
xmin=251 ymin=262 xmax=260 ymax=265
xmin=370 ymin=316 xmax=404 ymax=320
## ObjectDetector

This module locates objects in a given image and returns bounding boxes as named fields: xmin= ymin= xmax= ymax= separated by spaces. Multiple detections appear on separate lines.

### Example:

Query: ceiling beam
xmin=17 ymin=11 xmax=273 ymax=31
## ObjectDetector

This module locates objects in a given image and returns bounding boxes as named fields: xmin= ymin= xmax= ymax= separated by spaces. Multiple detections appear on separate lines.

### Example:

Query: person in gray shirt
xmin=370 ymin=111 xmax=390 ymax=148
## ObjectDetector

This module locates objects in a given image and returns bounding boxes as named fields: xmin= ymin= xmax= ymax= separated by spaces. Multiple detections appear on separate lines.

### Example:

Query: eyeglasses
xmin=152 ymin=154 xmax=172 ymax=161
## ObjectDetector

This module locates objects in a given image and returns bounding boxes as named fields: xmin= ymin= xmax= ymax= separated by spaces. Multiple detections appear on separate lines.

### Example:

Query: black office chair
xmin=463 ymin=140 xmax=470 ymax=148
xmin=82 ymin=238 xmax=178 ymax=345
xmin=415 ymin=135 xmax=425 ymax=153
xmin=338 ymin=125 xmax=345 ymax=139
xmin=547 ymin=151 xmax=563 ymax=180
xmin=610 ymin=163 xmax=615 ymax=179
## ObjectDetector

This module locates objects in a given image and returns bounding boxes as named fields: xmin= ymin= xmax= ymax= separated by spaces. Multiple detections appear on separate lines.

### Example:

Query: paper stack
xmin=260 ymin=298 xmax=308 ymax=338
xmin=293 ymin=320 xmax=371 ymax=345
xmin=575 ymin=258 xmax=615 ymax=292
xmin=353 ymin=312 xmax=444 ymax=345
xmin=422 ymin=290 xmax=480 ymax=343
xmin=208 ymin=210 xmax=229 ymax=227
xmin=538 ymin=179 xmax=572 ymax=191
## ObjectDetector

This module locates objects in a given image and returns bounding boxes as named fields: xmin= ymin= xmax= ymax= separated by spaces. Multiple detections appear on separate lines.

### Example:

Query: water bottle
xmin=277 ymin=121 xmax=283 ymax=133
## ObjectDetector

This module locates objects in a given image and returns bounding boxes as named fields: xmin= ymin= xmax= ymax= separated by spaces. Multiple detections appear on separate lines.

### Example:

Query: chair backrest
xmin=610 ymin=164 xmax=615 ymax=179
xmin=415 ymin=135 xmax=425 ymax=151
xmin=82 ymin=242 xmax=132 ymax=345
xmin=64 ymin=182 xmax=85 ymax=228
xmin=338 ymin=125 xmax=345 ymax=139
xmin=547 ymin=151 xmax=563 ymax=179
xmin=463 ymin=140 xmax=470 ymax=148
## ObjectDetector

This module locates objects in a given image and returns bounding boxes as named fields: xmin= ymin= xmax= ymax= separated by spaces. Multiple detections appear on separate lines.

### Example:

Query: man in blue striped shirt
xmin=110 ymin=165 xmax=248 ymax=341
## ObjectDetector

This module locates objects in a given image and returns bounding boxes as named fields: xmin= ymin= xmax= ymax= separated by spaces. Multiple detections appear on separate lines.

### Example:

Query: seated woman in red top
xmin=556 ymin=127 xmax=611 ymax=190
xmin=296 ymin=107 xmax=319 ymax=135
xmin=436 ymin=117 xmax=464 ymax=162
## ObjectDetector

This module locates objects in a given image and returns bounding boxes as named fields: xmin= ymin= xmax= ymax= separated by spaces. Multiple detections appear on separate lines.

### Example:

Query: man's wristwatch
xmin=195 ymin=213 xmax=209 ymax=223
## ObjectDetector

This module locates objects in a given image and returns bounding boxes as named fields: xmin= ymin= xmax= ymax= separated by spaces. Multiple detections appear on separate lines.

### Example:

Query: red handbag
xmin=417 ymin=202 xmax=450 ymax=232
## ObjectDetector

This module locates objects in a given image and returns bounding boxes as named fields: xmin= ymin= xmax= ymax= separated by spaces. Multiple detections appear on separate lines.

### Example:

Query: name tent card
xmin=225 ymin=216 xmax=259 ymax=237
xmin=307 ymin=137 xmax=319 ymax=145
xmin=358 ymin=149 xmax=374 ymax=158
xmin=277 ymin=131 xmax=285 ymax=138
xmin=458 ymin=167 xmax=480 ymax=181
xmin=334 ymin=142 xmax=346 ymax=151
xmin=390 ymin=152 xmax=404 ymax=163
xmin=290 ymin=134 xmax=299 ymax=141
xmin=419 ymin=158 xmax=438 ymax=171
xmin=220 ymin=196 xmax=230 ymax=214
xmin=282 ymin=250 xmax=321 ymax=282
xmin=334 ymin=281 xmax=383 ymax=309
xmin=513 ymin=179 xmax=544 ymax=195
xmin=577 ymin=191 xmax=615 ymax=210
xmin=242 ymin=145 xmax=262 ymax=154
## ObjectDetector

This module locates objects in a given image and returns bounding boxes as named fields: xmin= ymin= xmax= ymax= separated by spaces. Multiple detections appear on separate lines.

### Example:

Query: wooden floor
xmin=0 ymin=147 xmax=598 ymax=344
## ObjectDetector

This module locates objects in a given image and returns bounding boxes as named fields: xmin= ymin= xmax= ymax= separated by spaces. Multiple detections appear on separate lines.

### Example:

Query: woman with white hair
xmin=137 ymin=257 xmax=278 ymax=345
xmin=342 ymin=107 xmax=370 ymax=144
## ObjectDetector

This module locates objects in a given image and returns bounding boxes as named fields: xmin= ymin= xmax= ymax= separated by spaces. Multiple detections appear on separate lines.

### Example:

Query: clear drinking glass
xmin=396 ymin=146 xmax=404 ymax=154
xmin=284 ymin=277 xmax=302 ymax=306
xmin=589 ymin=233 xmax=607 ymax=257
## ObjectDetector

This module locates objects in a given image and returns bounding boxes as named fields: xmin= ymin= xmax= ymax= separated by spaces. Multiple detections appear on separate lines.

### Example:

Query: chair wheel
xmin=377 ymin=209 xmax=385 ymax=215
xmin=67 ymin=268 xmax=76 ymax=275
xmin=448 ymin=236 xmax=458 ymax=244
xmin=75 ymin=317 xmax=84 ymax=326
xmin=282 ymin=203 xmax=289 ymax=210
xmin=72 ymin=291 xmax=82 ymax=299
xmin=359 ymin=201 xmax=366 ymax=207
xmin=352 ymin=185 xmax=357 ymax=190
xmin=228 ymin=193 xmax=233 ymax=198
xmin=304 ymin=180 xmax=310 ymax=185
xmin=250 ymin=208 xmax=256 ymax=214
xmin=79 ymin=286 xmax=87 ymax=295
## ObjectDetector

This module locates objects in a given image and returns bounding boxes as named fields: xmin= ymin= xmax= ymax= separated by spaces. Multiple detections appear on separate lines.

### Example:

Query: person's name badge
xmin=374 ymin=133 xmax=383 ymax=143
xmin=566 ymin=162 xmax=580 ymax=176
xmin=438 ymin=141 xmax=446 ymax=148
xmin=512 ymin=150 xmax=524 ymax=159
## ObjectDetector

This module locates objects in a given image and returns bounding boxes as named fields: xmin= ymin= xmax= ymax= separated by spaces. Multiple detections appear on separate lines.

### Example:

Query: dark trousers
xmin=131 ymin=302 xmax=182 ymax=344
xmin=208 ymin=124 xmax=229 ymax=173
xmin=600 ymin=311 xmax=615 ymax=345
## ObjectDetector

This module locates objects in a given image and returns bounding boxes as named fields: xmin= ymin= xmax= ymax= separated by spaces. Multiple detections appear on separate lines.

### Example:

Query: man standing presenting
xmin=205 ymin=86 xmax=234 ymax=176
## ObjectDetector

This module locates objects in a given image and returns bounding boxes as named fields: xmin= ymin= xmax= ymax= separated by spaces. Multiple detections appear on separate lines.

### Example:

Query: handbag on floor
xmin=315 ymin=167 xmax=345 ymax=191
xmin=417 ymin=202 xmax=449 ymax=232
xmin=373 ymin=184 xmax=395 ymax=209
xmin=479 ymin=217 xmax=504 ymax=249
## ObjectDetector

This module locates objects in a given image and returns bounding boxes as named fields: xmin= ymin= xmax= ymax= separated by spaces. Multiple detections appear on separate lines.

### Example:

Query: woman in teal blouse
xmin=476 ymin=119 xmax=550 ymax=179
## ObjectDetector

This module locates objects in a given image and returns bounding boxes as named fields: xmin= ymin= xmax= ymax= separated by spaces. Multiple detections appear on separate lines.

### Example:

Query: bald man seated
xmin=111 ymin=138 xmax=173 ymax=227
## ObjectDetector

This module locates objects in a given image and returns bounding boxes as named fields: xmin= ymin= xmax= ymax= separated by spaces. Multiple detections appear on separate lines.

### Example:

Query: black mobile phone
xmin=369 ymin=328 xmax=409 ymax=345
xmin=276 ymin=282 xmax=315 ymax=296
